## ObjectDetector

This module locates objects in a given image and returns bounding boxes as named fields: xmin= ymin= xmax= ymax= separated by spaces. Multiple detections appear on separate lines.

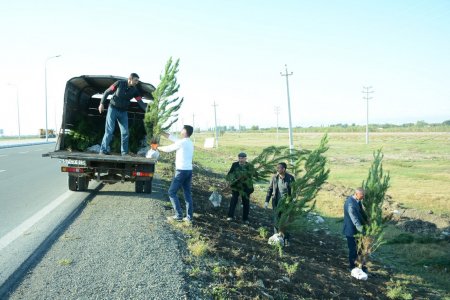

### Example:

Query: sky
xmin=0 ymin=0 xmax=449 ymax=135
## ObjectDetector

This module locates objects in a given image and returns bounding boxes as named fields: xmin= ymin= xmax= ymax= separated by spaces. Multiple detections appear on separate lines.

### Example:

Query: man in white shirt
xmin=158 ymin=125 xmax=194 ymax=222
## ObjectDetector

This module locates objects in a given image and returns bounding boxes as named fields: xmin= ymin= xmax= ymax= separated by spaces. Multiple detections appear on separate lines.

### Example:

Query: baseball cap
xmin=238 ymin=152 xmax=247 ymax=158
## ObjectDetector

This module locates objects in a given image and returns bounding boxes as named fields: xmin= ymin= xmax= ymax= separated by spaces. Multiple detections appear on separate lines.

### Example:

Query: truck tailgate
xmin=43 ymin=151 xmax=157 ymax=164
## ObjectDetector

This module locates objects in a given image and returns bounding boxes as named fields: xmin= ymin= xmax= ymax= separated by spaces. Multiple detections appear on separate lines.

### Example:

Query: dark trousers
xmin=228 ymin=191 xmax=250 ymax=221
xmin=272 ymin=199 xmax=290 ymax=241
xmin=346 ymin=236 xmax=358 ymax=269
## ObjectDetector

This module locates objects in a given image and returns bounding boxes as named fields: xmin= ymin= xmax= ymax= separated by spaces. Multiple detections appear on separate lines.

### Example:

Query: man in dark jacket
xmin=343 ymin=187 xmax=366 ymax=271
xmin=226 ymin=152 xmax=255 ymax=223
xmin=265 ymin=162 xmax=295 ymax=244
xmin=98 ymin=73 xmax=146 ymax=156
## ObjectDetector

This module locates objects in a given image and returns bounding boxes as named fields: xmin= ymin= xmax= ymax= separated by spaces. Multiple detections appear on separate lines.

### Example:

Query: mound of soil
xmin=398 ymin=219 xmax=438 ymax=235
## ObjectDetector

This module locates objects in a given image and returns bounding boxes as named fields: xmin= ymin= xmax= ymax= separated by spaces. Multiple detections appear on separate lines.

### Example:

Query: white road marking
xmin=0 ymin=190 xmax=73 ymax=251
xmin=19 ymin=151 xmax=30 ymax=154
xmin=0 ymin=170 xmax=5 ymax=173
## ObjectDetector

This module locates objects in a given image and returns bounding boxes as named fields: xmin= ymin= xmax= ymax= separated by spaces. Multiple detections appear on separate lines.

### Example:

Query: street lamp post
xmin=45 ymin=54 xmax=61 ymax=141
xmin=7 ymin=83 xmax=20 ymax=139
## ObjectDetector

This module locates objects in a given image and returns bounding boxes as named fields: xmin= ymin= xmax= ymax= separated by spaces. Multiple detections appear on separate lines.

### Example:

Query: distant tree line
xmin=204 ymin=120 xmax=450 ymax=134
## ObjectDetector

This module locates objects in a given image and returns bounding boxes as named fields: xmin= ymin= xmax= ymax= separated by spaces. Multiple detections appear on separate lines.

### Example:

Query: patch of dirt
xmin=398 ymin=219 xmax=438 ymax=235
xmin=183 ymin=169 xmax=440 ymax=299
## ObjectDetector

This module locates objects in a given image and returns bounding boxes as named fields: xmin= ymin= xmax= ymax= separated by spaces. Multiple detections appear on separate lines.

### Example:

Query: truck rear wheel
xmin=68 ymin=176 xmax=77 ymax=191
xmin=135 ymin=181 xmax=144 ymax=193
xmin=77 ymin=177 xmax=88 ymax=191
xmin=68 ymin=175 xmax=88 ymax=191
xmin=143 ymin=178 xmax=153 ymax=194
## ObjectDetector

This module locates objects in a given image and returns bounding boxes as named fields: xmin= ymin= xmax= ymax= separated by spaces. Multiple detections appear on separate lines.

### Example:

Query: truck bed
xmin=45 ymin=150 xmax=157 ymax=164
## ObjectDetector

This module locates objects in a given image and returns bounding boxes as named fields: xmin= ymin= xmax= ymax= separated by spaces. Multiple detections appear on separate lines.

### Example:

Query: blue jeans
xmin=100 ymin=106 xmax=129 ymax=155
xmin=168 ymin=170 xmax=193 ymax=220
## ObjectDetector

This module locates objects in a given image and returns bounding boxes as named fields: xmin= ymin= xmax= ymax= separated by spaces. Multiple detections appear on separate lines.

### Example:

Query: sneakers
xmin=183 ymin=217 xmax=193 ymax=223
xmin=167 ymin=216 xmax=193 ymax=223
xmin=167 ymin=215 xmax=183 ymax=222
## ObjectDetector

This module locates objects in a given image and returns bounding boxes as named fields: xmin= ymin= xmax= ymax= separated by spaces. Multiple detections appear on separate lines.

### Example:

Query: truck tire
xmin=143 ymin=178 xmax=153 ymax=194
xmin=68 ymin=175 xmax=77 ymax=191
xmin=135 ymin=181 xmax=144 ymax=193
xmin=77 ymin=177 xmax=88 ymax=191
xmin=68 ymin=175 xmax=88 ymax=191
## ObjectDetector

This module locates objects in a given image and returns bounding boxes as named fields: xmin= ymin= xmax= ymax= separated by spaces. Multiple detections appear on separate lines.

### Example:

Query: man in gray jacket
xmin=265 ymin=162 xmax=295 ymax=244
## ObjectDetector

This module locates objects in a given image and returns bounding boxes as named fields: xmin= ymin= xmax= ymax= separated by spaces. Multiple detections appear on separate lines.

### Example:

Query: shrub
xmin=258 ymin=227 xmax=269 ymax=239
xmin=386 ymin=280 xmax=413 ymax=299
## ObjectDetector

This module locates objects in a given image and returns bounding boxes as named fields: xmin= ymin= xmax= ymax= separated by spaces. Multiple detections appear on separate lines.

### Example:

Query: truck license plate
xmin=60 ymin=159 xmax=87 ymax=166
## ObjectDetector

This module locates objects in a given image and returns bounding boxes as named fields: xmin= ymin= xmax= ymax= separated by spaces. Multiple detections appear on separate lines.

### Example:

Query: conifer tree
xmin=144 ymin=57 xmax=184 ymax=146
xmin=356 ymin=149 xmax=391 ymax=268
xmin=225 ymin=146 xmax=292 ymax=197
xmin=224 ymin=135 xmax=330 ymax=235
xmin=276 ymin=134 xmax=330 ymax=234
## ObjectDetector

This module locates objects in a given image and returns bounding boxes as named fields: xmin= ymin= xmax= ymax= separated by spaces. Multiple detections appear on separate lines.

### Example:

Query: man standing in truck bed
xmin=98 ymin=73 xmax=146 ymax=156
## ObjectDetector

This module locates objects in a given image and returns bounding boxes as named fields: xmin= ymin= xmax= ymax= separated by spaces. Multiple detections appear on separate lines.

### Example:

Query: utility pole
xmin=213 ymin=101 xmax=219 ymax=148
xmin=280 ymin=64 xmax=294 ymax=153
xmin=238 ymin=114 xmax=241 ymax=133
xmin=192 ymin=113 xmax=196 ymax=143
xmin=274 ymin=106 xmax=280 ymax=142
xmin=362 ymin=86 xmax=374 ymax=144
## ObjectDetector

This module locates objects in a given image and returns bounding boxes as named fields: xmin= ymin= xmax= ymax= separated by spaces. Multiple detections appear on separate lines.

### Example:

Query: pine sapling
xmin=225 ymin=146 xmax=292 ymax=198
xmin=144 ymin=57 xmax=184 ymax=147
xmin=276 ymin=134 xmax=330 ymax=236
xmin=356 ymin=149 xmax=391 ymax=269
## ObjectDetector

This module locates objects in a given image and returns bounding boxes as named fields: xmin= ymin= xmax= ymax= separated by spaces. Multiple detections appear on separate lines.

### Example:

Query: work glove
xmin=264 ymin=202 xmax=268 ymax=209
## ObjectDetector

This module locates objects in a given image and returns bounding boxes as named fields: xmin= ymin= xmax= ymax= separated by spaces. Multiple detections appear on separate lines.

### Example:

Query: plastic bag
xmin=209 ymin=191 xmax=222 ymax=207
xmin=87 ymin=144 xmax=101 ymax=153
xmin=146 ymin=149 xmax=160 ymax=160
xmin=268 ymin=233 xmax=284 ymax=246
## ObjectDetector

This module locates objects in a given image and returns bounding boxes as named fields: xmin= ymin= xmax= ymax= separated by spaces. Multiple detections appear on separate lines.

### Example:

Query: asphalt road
xmin=0 ymin=143 xmax=67 ymax=238
xmin=0 ymin=142 xmax=102 ymax=292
